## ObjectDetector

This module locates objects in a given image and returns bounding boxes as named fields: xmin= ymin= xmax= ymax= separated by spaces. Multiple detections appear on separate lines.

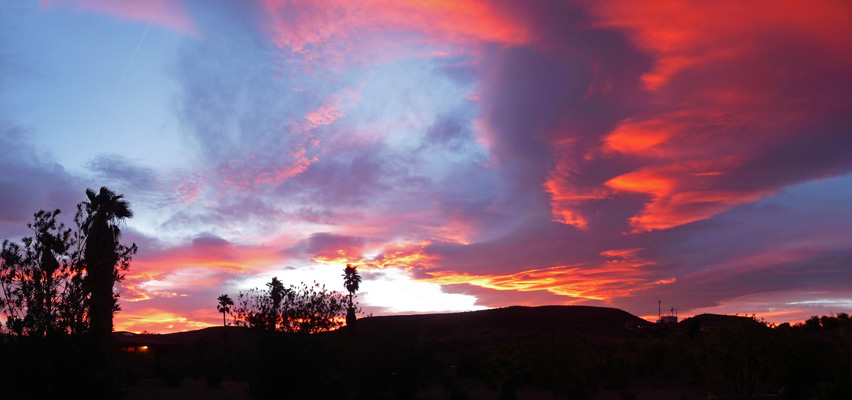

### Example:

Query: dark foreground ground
xmin=114 ymin=306 xmax=852 ymax=400
xmin=126 ymin=377 xmax=706 ymax=400
xmin=126 ymin=379 xmax=251 ymax=400
xmin=6 ymin=306 xmax=849 ymax=399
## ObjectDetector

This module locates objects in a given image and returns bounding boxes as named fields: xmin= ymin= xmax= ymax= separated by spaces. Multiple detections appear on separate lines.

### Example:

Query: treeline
xmin=0 ymin=187 xmax=137 ymax=400
xmin=212 ymin=268 xmax=363 ymax=398
xmin=230 ymin=278 xmax=349 ymax=333
xmin=214 ymin=265 xmax=362 ymax=334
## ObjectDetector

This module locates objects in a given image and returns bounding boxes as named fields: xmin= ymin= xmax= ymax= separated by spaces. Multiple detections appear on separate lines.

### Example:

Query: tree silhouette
xmin=0 ymin=191 xmax=136 ymax=399
xmin=217 ymin=293 xmax=233 ymax=327
xmin=269 ymin=277 xmax=287 ymax=313
xmin=233 ymin=277 xmax=346 ymax=333
xmin=78 ymin=186 xmax=137 ymax=341
xmin=343 ymin=264 xmax=361 ymax=326
xmin=0 ymin=210 xmax=77 ymax=336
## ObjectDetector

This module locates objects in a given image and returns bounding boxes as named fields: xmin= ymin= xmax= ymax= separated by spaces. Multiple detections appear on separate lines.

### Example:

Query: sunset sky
xmin=2 ymin=0 xmax=851 ymax=333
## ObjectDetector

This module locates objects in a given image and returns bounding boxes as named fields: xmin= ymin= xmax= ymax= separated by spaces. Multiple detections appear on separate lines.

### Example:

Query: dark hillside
xmin=352 ymin=305 xmax=650 ymax=340
xmin=159 ymin=326 xmax=252 ymax=347
xmin=155 ymin=305 xmax=650 ymax=346
xmin=677 ymin=313 xmax=763 ymax=331
xmin=115 ymin=307 xmax=852 ymax=399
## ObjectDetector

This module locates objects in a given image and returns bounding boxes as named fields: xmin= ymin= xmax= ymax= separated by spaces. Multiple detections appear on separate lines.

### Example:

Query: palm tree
xmin=268 ymin=277 xmax=286 ymax=312
xmin=217 ymin=294 xmax=233 ymax=327
xmin=342 ymin=265 xmax=361 ymax=326
xmin=81 ymin=187 xmax=134 ymax=340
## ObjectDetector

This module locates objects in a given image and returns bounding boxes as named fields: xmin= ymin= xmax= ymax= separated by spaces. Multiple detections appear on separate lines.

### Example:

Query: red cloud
xmin=546 ymin=0 xmax=852 ymax=232
xmin=588 ymin=0 xmax=852 ymax=90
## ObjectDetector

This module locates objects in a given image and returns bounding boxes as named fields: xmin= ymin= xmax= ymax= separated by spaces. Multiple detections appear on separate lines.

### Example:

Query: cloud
xmin=114 ymin=231 xmax=295 ymax=327
xmin=8 ymin=1 xmax=852 ymax=332
xmin=260 ymin=0 xmax=530 ymax=70
xmin=609 ymin=174 xmax=852 ymax=314
xmin=39 ymin=0 xmax=197 ymax=35
xmin=534 ymin=1 xmax=852 ymax=233
xmin=114 ymin=307 xmax=215 ymax=333
xmin=587 ymin=1 xmax=852 ymax=90
xmin=0 ymin=126 xmax=81 ymax=233
xmin=129 ymin=234 xmax=289 ymax=278
xmin=86 ymin=154 xmax=160 ymax=192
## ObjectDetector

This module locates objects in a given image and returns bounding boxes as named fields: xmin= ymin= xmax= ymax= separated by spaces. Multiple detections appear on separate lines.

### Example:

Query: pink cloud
xmin=40 ymin=0 xmax=198 ymax=36
xmin=260 ymin=0 xmax=530 ymax=67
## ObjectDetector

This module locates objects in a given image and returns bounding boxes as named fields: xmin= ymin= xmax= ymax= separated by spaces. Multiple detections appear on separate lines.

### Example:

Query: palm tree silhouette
xmin=342 ymin=264 xmax=361 ymax=326
xmin=81 ymin=187 xmax=133 ymax=340
xmin=217 ymin=294 xmax=233 ymax=327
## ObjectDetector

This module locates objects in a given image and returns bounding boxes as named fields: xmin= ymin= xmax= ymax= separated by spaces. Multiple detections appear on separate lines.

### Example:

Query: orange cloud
xmin=605 ymin=160 xmax=768 ymax=232
xmin=544 ymin=172 xmax=610 ymax=229
xmin=424 ymin=219 xmax=476 ymax=245
xmin=115 ymin=307 xmax=216 ymax=333
xmin=312 ymin=240 xmax=438 ymax=271
xmin=548 ymin=112 xmax=779 ymax=233
xmin=602 ymin=115 xmax=684 ymax=156
xmin=599 ymin=248 xmax=646 ymax=259
xmin=543 ymin=138 xmax=612 ymax=229
xmin=422 ymin=248 xmax=672 ymax=301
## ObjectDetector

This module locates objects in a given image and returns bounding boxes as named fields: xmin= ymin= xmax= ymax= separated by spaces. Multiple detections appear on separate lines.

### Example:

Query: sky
xmin=1 ymin=0 xmax=851 ymax=333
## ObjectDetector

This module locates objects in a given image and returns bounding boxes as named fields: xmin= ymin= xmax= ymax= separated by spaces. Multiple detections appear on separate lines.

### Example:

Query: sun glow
xmin=362 ymin=268 xmax=486 ymax=313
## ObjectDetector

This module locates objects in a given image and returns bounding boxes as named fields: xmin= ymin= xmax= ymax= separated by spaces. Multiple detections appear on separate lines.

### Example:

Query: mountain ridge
xmin=133 ymin=305 xmax=657 ymax=345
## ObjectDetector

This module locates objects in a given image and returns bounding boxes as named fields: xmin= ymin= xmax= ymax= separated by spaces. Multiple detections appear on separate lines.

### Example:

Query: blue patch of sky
xmin=333 ymin=55 xmax=488 ymax=181
xmin=2 ymin=4 xmax=187 ymax=173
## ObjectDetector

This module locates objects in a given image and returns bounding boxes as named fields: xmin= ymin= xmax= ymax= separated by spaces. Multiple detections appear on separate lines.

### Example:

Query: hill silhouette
xmin=678 ymin=313 xmax=764 ymax=331
xmin=352 ymin=305 xmax=650 ymax=339
xmin=115 ymin=307 xmax=852 ymax=400
xmin=151 ymin=305 xmax=651 ymax=348
xmin=152 ymin=307 xmax=779 ymax=347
